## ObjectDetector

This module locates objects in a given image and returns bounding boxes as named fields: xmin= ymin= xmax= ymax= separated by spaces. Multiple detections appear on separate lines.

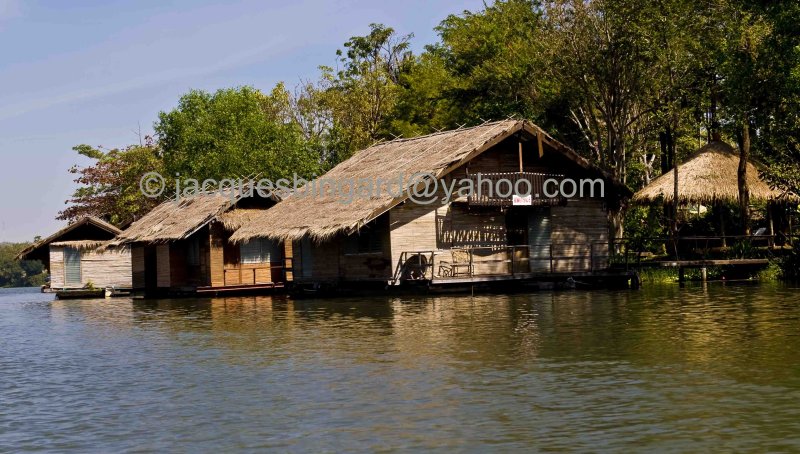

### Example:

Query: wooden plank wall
xmin=551 ymin=198 xmax=608 ymax=272
xmin=284 ymin=242 xmax=293 ymax=282
xmin=389 ymin=201 xmax=443 ymax=273
xmin=156 ymin=244 xmax=170 ymax=288
xmin=439 ymin=204 xmax=508 ymax=275
xmin=49 ymin=247 xmax=65 ymax=289
xmin=220 ymin=235 xmax=285 ymax=287
xmin=209 ymin=223 xmax=226 ymax=287
xmin=132 ymin=245 xmax=145 ymax=289
xmin=309 ymin=237 xmax=341 ymax=281
xmin=80 ymin=246 xmax=132 ymax=288
xmin=339 ymin=214 xmax=392 ymax=281
xmin=49 ymin=245 xmax=132 ymax=289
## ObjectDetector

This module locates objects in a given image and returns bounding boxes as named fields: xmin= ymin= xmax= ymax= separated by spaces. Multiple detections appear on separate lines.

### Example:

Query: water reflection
xmin=1 ymin=284 xmax=799 ymax=451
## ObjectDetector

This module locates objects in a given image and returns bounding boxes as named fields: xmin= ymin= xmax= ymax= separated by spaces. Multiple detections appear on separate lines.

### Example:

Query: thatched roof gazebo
xmin=634 ymin=141 xmax=795 ymax=244
xmin=634 ymin=141 xmax=790 ymax=204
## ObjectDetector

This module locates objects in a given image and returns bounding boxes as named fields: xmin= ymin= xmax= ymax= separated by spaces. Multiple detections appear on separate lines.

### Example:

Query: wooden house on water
xmin=231 ymin=119 xmax=634 ymax=293
xmin=15 ymin=216 xmax=132 ymax=293
xmin=110 ymin=188 xmax=288 ymax=296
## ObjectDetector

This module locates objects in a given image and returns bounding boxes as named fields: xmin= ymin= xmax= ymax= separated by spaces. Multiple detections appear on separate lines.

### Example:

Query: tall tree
xmin=59 ymin=140 xmax=164 ymax=226
xmin=156 ymin=85 xmax=320 ymax=181
xmin=430 ymin=0 xmax=555 ymax=126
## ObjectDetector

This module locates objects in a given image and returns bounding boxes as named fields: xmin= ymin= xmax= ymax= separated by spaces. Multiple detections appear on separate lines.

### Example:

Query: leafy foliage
xmin=0 ymin=243 xmax=47 ymax=288
xmin=59 ymin=141 xmax=164 ymax=226
xmin=156 ymin=85 xmax=320 ymax=181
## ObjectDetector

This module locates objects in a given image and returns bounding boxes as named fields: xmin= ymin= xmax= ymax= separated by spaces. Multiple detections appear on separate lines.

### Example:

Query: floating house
xmin=110 ymin=189 xmax=287 ymax=296
xmin=15 ymin=216 xmax=132 ymax=291
xmin=231 ymin=119 xmax=633 ymax=291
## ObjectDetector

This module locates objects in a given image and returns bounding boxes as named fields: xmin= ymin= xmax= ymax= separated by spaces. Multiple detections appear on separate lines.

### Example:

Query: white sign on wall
xmin=512 ymin=194 xmax=532 ymax=206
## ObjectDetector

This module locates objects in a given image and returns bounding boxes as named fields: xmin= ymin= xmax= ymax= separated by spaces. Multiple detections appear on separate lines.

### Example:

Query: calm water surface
xmin=1 ymin=284 xmax=800 ymax=452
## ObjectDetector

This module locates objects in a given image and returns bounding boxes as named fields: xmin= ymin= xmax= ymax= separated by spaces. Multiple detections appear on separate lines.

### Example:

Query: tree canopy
xmin=59 ymin=0 xmax=800 ymax=241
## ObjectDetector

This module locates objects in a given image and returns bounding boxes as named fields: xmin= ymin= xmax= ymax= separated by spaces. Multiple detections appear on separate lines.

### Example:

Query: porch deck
xmin=392 ymin=243 xmax=635 ymax=288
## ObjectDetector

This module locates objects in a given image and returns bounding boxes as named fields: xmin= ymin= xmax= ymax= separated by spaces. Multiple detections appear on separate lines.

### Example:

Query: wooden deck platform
xmin=195 ymin=282 xmax=285 ymax=295
xmin=653 ymin=259 xmax=770 ymax=267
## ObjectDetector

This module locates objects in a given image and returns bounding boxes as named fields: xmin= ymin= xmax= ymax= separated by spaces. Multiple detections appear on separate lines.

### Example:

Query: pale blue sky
xmin=0 ymin=0 xmax=481 ymax=242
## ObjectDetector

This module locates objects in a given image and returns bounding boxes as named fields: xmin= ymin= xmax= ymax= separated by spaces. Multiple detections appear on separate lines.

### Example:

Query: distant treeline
xmin=0 ymin=243 xmax=47 ymax=288
xmin=56 ymin=0 xmax=799 ymax=241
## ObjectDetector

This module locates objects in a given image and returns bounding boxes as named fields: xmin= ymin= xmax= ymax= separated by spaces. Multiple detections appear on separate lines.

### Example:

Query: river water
xmin=1 ymin=284 xmax=799 ymax=452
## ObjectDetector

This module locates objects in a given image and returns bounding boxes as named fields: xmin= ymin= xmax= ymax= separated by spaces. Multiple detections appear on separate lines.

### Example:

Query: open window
xmin=240 ymin=238 xmax=281 ymax=264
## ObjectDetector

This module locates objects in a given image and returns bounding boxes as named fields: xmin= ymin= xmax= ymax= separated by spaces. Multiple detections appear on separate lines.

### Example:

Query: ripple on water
xmin=1 ymin=284 xmax=799 ymax=451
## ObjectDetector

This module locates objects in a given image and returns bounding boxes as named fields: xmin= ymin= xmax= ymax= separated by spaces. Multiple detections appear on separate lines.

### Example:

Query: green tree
xmin=59 ymin=140 xmax=164 ymax=226
xmin=156 ymin=85 xmax=320 ymax=181
xmin=0 ymin=243 xmax=47 ymax=288
xmin=430 ymin=0 xmax=554 ymax=126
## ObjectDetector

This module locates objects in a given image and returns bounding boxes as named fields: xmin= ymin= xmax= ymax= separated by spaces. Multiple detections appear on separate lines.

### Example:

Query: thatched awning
xmin=15 ymin=216 xmax=121 ymax=261
xmin=50 ymin=240 xmax=109 ymax=250
xmin=230 ymin=119 xmax=630 ymax=243
xmin=217 ymin=208 xmax=263 ymax=232
xmin=633 ymin=141 xmax=794 ymax=204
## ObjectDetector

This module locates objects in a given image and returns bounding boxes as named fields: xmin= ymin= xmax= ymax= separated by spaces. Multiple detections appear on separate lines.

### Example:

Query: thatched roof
xmin=111 ymin=188 xmax=277 ymax=244
xmin=50 ymin=240 xmax=120 ymax=251
xmin=15 ymin=216 xmax=121 ymax=261
xmin=633 ymin=141 xmax=794 ymax=204
xmin=217 ymin=209 xmax=263 ymax=232
xmin=231 ymin=119 xmax=629 ymax=243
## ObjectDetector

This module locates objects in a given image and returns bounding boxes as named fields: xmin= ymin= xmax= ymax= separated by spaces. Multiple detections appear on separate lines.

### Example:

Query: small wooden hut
xmin=231 ymin=119 xmax=632 ymax=291
xmin=16 ymin=216 xmax=132 ymax=291
xmin=633 ymin=141 xmax=795 ymax=241
xmin=110 ymin=188 xmax=287 ymax=296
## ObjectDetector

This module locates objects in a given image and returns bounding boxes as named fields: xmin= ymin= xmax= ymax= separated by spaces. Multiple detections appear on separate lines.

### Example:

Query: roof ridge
xmin=372 ymin=119 xmax=517 ymax=147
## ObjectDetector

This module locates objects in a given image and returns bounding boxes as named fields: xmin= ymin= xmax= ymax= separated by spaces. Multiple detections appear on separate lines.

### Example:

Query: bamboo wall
xmin=550 ymin=198 xmax=609 ymax=272
xmin=132 ymin=245 xmax=145 ymax=289
xmin=49 ymin=245 xmax=132 ymax=289
xmin=210 ymin=222 xmax=286 ymax=287
xmin=156 ymin=244 xmax=170 ymax=288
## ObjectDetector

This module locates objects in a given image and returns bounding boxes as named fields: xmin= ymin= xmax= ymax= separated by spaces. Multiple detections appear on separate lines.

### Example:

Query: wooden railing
xmin=393 ymin=242 xmax=611 ymax=283
xmin=223 ymin=263 xmax=286 ymax=286
xmin=611 ymin=234 xmax=799 ymax=270
xmin=465 ymin=172 xmax=567 ymax=207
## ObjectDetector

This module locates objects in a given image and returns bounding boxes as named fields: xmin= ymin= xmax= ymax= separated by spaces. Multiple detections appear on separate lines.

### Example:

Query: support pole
xmin=768 ymin=202 xmax=775 ymax=249
xmin=701 ymin=267 xmax=707 ymax=283
xmin=718 ymin=201 xmax=727 ymax=248
xmin=518 ymin=141 xmax=523 ymax=173
xmin=537 ymin=132 xmax=544 ymax=158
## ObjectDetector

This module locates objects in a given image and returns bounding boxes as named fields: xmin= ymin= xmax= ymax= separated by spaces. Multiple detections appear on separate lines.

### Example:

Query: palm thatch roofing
xmin=15 ymin=216 xmax=121 ymax=262
xmin=633 ymin=141 xmax=794 ymax=204
xmin=111 ymin=188 xmax=278 ymax=244
xmin=50 ymin=240 xmax=121 ymax=251
xmin=231 ymin=119 xmax=630 ymax=243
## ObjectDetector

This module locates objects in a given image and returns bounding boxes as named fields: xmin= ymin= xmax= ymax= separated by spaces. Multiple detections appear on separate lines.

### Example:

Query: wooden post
xmin=718 ymin=201 xmax=727 ymax=248
xmin=701 ymin=267 xmax=707 ymax=283
xmin=518 ymin=141 xmax=523 ymax=173
xmin=768 ymin=202 xmax=775 ymax=249
xmin=537 ymin=132 xmax=544 ymax=158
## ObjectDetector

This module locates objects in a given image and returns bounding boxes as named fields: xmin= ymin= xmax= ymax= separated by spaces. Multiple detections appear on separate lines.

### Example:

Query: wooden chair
xmin=438 ymin=249 xmax=473 ymax=277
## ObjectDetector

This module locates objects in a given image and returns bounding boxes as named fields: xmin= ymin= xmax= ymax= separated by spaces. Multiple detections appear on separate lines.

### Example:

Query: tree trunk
xmin=738 ymin=116 xmax=751 ymax=235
